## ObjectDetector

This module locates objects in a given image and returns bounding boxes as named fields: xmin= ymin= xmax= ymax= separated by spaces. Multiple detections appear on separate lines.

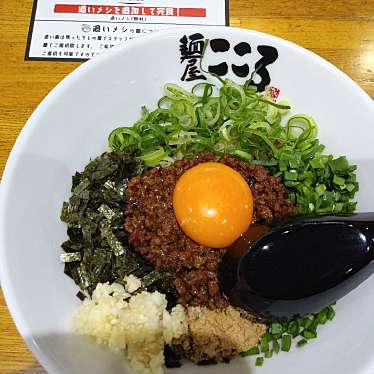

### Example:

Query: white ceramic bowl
xmin=1 ymin=27 xmax=374 ymax=374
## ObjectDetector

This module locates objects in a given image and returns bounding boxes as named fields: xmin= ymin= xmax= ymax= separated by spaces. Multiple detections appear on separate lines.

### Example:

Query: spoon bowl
xmin=220 ymin=213 xmax=374 ymax=319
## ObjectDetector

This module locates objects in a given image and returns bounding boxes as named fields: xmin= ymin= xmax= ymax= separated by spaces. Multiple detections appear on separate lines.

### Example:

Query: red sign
xmin=269 ymin=86 xmax=280 ymax=101
xmin=54 ymin=4 xmax=206 ymax=17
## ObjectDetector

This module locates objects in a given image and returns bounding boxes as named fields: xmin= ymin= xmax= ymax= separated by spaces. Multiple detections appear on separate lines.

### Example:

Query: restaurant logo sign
xmin=179 ymin=33 xmax=279 ymax=93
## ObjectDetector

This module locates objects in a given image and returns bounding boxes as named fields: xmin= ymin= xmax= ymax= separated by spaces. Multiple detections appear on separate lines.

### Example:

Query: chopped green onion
xmin=260 ymin=335 xmax=270 ymax=353
xmin=327 ymin=306 xmax=336 ymax=320
xmin=281 ymin=334 xmax=292 ymax=352
xmin=270 ymin=322 xmax=283 ymax=335
xmin=310 ymin=158 xmax=325 ymax=169
xmin=317 ymin=309 xmax=328 ymax=325
xmin=255 ymin=357 xmax=264 ymax=366
xmin=333 ymin=175 xmax=346 ymax=186
xmin=315 ymin=184 xmax=327 ymax=196
xmin=258 ymin=97 xmax=291 ymax=109
xmin=264 ymin=349 xmax=273 ymax=359
xmin=284 ymin=170 xmax=298 ymax=181
xmin=231 ymin=149 xmax=253 ymax=161
xmin=297 ymin=339 xmax=308 ymax=347
xmin=302 ymin=317 xmax=313 ymax=329
xmin=302 ymin=330 xmax=317 ymax=339
xmin=287 ymin=320 xmax=300 ymax=338
xmin=272 ymin=338 xmax=280 ymax=354
xmin=308 ymin=318 xmax=320 ymax=333
xmin=248 ymin=305 xmax=336 ymax=364
xmin=241 ymin=346 xmax=260 ymax=357
xmin=329 ymin=156 xmax=350 ymax=172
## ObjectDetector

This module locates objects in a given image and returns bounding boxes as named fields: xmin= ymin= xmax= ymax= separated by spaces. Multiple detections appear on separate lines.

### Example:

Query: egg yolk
xmin=173 ymin=162 xmax=253 ymax=248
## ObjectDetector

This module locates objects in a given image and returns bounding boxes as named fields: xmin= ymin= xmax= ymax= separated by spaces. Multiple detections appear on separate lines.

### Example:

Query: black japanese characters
xmin=179 ymin=35 xmax=279 ymax=92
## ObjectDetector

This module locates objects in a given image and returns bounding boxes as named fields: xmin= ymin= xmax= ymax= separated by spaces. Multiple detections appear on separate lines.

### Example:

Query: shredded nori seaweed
xmin=60 ymin=149 xmax=178 ymax=303
xmin=164 ymin=345 xmax=182 ymax=368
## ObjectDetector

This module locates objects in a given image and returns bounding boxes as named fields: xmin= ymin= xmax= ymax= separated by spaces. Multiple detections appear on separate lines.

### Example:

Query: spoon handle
xmin=282 ymin=211 xmax=374 ymax=227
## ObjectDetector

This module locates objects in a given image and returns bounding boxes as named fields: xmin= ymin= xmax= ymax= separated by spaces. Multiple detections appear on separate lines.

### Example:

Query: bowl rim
xmin=0 ymin=25 xmax=373 ymax=373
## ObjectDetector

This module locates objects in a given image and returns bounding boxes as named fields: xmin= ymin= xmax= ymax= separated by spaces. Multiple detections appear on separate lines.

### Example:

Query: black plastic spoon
xmin=219 ymin=212 xmax=374 ymax=319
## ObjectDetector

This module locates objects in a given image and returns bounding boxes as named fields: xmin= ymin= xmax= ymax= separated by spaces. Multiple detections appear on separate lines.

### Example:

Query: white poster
xmin=25 ymin=0 xmax=229 ymax=61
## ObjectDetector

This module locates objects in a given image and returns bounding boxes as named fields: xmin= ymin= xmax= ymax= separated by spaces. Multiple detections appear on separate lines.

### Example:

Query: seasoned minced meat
xmin=124 ymin=152 xmax=296 ymax=308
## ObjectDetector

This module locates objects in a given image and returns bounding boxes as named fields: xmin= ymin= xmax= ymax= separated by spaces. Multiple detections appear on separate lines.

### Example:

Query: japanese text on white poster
xmin=26 ymin=0 xmax=228 ymax=61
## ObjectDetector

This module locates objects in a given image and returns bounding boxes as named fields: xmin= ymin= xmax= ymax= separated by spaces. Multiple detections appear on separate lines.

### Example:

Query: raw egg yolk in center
xmin=173 ymin=162 xmax=253 ymax=248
